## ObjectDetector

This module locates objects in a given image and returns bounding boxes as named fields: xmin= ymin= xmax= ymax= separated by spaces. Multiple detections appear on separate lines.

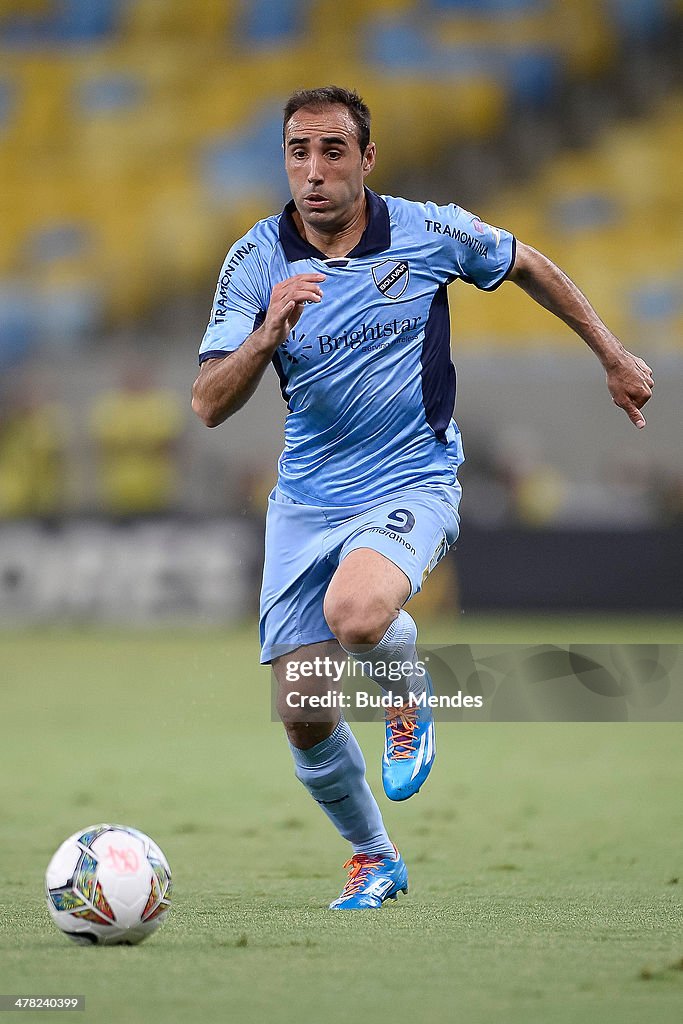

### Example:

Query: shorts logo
xmin=364 ymin=527 xmax=417 ymax=556
xmin=385 ymin=509 xmax=415 ymax=534
xmin=371 ymin=260 xmax=409 ymax=299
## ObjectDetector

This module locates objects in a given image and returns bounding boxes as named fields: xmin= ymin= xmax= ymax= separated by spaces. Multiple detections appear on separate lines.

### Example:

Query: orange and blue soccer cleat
xmin=328 ymin=847 xmax=408 ymax=910
xmin=382 ymin=673 xmax=436 ymax=801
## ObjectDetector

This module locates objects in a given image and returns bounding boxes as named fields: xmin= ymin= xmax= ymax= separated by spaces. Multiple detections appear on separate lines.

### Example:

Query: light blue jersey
xmin=199 ymin=189 xmax=515 ymax=506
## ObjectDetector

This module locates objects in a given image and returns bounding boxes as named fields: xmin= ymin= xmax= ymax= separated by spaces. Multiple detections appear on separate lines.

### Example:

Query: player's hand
xmin=606 ymin=350 xmax=654 ymax=428
xmin=262 ymin=273 xmax=326 ymax=346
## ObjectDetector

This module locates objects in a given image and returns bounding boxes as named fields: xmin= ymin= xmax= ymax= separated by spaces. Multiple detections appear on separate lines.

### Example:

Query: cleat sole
xmin=385 ymin=782 xmax=423 ymax=802
xmin=388 ymin=885 xmax=409 ymax=901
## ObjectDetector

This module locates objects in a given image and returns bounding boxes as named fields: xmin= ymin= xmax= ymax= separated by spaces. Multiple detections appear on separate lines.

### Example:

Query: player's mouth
xmin=303 ymin=193 xmax=330 ymax=209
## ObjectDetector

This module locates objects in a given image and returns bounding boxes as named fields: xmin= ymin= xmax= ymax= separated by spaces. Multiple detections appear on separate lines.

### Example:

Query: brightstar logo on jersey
xmin=213 ymin=242 xmax=258 ymax=323
xmin=371 ymin=259 xmax=409 ymax=299
xmin=424 ymin=219 xmax=489 ymax=258
xmin=317 ymin=316 xmax=422 ymax=354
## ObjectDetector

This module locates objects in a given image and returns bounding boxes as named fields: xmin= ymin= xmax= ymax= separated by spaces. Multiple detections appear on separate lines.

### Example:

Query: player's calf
xmin=273 ymin=644 xmax=344 ymax=749
xmin=272 ymin=644 xmax=397 ymax=872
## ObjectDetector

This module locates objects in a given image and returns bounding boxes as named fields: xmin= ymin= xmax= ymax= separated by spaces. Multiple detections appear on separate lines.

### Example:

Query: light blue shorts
xmin=259 ymin=482 xmax=461 ymax=663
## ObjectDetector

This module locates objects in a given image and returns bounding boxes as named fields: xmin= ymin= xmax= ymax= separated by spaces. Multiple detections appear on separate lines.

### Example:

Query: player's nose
xmin=307 ymin=156 xmax=323 ymax=183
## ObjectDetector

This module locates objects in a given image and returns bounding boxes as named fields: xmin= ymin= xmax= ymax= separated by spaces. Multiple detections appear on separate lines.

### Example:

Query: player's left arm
xmin=508 ymin=241 xmax=655 ymax=428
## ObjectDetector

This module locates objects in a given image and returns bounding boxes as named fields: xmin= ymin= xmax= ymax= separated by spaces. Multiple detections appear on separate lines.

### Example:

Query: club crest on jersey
xmin=371 ymin=260 xmax=409 ymax=299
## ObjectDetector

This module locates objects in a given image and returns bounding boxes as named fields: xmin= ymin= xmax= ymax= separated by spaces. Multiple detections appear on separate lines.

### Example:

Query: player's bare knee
xmin=324 ymin=590 xmax=393 ymax=648
xmin=275 ymin=692 xmax=313 ymax=731
xmin=276 ymin=678 xmax=340 ymax=746
xmin=283 ymin=718 xmax=338 ymax=751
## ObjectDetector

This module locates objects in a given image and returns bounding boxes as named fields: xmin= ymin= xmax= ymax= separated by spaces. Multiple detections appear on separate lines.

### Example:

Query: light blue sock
xmin=341 ymin=609 xmax=426 ymax=701
xmin=289 ymin=718 xmax=394 ymax=857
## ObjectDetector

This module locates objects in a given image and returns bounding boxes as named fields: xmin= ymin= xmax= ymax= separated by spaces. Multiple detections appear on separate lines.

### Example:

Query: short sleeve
xmin=419 ymin=200 xmax=516 ymax=291
xmin=198 ymin=232 xmax=268 ymax=363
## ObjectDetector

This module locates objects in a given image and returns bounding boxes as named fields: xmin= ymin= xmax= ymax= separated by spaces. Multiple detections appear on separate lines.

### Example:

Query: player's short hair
xmin=283 ymin=86 xmax=371 ymax=154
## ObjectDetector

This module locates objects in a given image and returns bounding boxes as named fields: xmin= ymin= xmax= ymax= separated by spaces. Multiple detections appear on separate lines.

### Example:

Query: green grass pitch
xmin=1 ymin=616 xmax=682 ymax=1024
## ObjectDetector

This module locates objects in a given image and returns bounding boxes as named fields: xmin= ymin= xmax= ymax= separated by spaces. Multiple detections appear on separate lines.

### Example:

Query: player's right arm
xmin=192 ymin=273 xmax=325 ymax=428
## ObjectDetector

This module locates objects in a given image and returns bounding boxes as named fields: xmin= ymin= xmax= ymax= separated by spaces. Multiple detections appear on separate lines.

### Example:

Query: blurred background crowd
xmin=0 ymin=0 xmax=681 ymax=620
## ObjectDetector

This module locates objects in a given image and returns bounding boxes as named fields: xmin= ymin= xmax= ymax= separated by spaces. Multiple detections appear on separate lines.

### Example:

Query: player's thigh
xmin=259 ymin=489 xmax=336 ymax=664
xmin=323 ymin=548 xmax=410 ymax=645
xmin=325 ymin=487 xmax=460 ymax=640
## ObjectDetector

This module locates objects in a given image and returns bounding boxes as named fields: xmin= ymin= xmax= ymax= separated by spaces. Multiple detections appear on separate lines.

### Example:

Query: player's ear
xmin=362 ymin=143 xmax=376 ymax=176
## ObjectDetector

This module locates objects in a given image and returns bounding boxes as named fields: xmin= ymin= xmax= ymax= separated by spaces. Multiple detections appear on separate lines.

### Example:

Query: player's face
xmin=284 ymin=104 xmax=375 ymax=231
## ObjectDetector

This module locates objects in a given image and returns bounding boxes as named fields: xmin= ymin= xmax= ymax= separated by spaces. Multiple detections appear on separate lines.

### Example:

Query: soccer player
xmin=192 ymin=86 xmax=654 ymax=909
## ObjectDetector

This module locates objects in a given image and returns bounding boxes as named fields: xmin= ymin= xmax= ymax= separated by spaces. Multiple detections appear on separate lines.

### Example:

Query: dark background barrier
xmin=455 ymin=527 xmax=683 ymax=610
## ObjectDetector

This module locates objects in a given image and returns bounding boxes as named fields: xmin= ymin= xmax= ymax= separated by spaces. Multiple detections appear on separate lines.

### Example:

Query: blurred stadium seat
xmin=453 ymin=84 xmax=683 ymax=349
xmin=0 ymin=0 xmax=680 ymax=349
xmin=0 ymin=0 xmax=680 ymax=613
xmin=0 ymin=0 xmax=122 ymax=46
xmin=239 ymin=0 xmax=309 ymax=45
xmin=607 ymin=0 xmax=670 ymax=40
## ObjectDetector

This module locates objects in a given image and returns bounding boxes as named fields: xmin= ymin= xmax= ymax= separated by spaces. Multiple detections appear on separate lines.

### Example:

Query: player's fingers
xmin=615 ymin=397 xmax=646 ymax=428
xmin=633 ymin=382 xmax=653 ymax=407
xmin=276 ymin=274 xmax=325 ymax=296
xmin=274 ymin=291 xmax=319 ymax=320
xmin=272 ymin=299 xmax=298 ymax=326
xmin=277 ymin=283 xmax=323 ymax=303
xmin=287 ymin=288 xmax=323 ymax=305
xmin=634 ymin=358 xmax=655 ymax=385
xmin=285 ymin=302 xmax=306 ymax=330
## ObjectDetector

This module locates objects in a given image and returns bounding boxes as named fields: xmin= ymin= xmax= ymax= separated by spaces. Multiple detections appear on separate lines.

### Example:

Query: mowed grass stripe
xmin=1 ymin=621 xmax=681 ymax=1023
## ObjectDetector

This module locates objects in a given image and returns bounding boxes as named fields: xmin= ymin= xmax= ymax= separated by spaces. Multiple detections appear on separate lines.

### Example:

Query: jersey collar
xmin=279 ymin=188 xmax=391 ymax=262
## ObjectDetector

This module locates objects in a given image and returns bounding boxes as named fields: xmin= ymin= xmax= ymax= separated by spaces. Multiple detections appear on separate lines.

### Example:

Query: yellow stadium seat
xmin=122 ymin=0 xmax=238 ymax=46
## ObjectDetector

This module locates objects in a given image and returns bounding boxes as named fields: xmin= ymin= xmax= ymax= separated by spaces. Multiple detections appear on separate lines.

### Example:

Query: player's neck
xmin=293 ymin=196 xmax=368 ymax=258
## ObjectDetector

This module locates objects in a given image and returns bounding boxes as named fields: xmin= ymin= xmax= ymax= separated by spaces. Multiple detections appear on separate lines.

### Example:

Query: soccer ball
xmin=45 ymin=824 xmax=172 ymax=945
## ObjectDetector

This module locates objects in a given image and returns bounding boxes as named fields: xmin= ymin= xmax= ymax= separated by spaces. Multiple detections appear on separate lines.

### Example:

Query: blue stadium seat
xmin=200 ymin=107 xmax=290 ymax=204
xmin=631 ymin=278 xmax=681 ymax=322
xmin=549 ymin=192 xmax=621 ymax=232
xmin=607 ymin=0 xmax=669 ymax=40
xmin=364 ymin=17 xmax=437 ymax=72
xmin=239 ymin=0 xmax=308 ymax=45
xmin=0 ymin=285 xmax=38 ymax=368
xmin=74 ymin=73 xmax=144 ymax=115
xmin=0 ymin=0 xmax=121 ymax=46
xmin=53 ymin=0 xmax=122 ymax=41
xmin=366 ymin=12 xmax=561 ymax=105
xmin=503 ymin=47 xmax=562 ymax=107
xmin=24 ymin=223 xmax=92 ymax=264
xmin=38 ymin=284 xmax=103 ymax=342
xmin=430 ymin=0 xmax=548 ymax=12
